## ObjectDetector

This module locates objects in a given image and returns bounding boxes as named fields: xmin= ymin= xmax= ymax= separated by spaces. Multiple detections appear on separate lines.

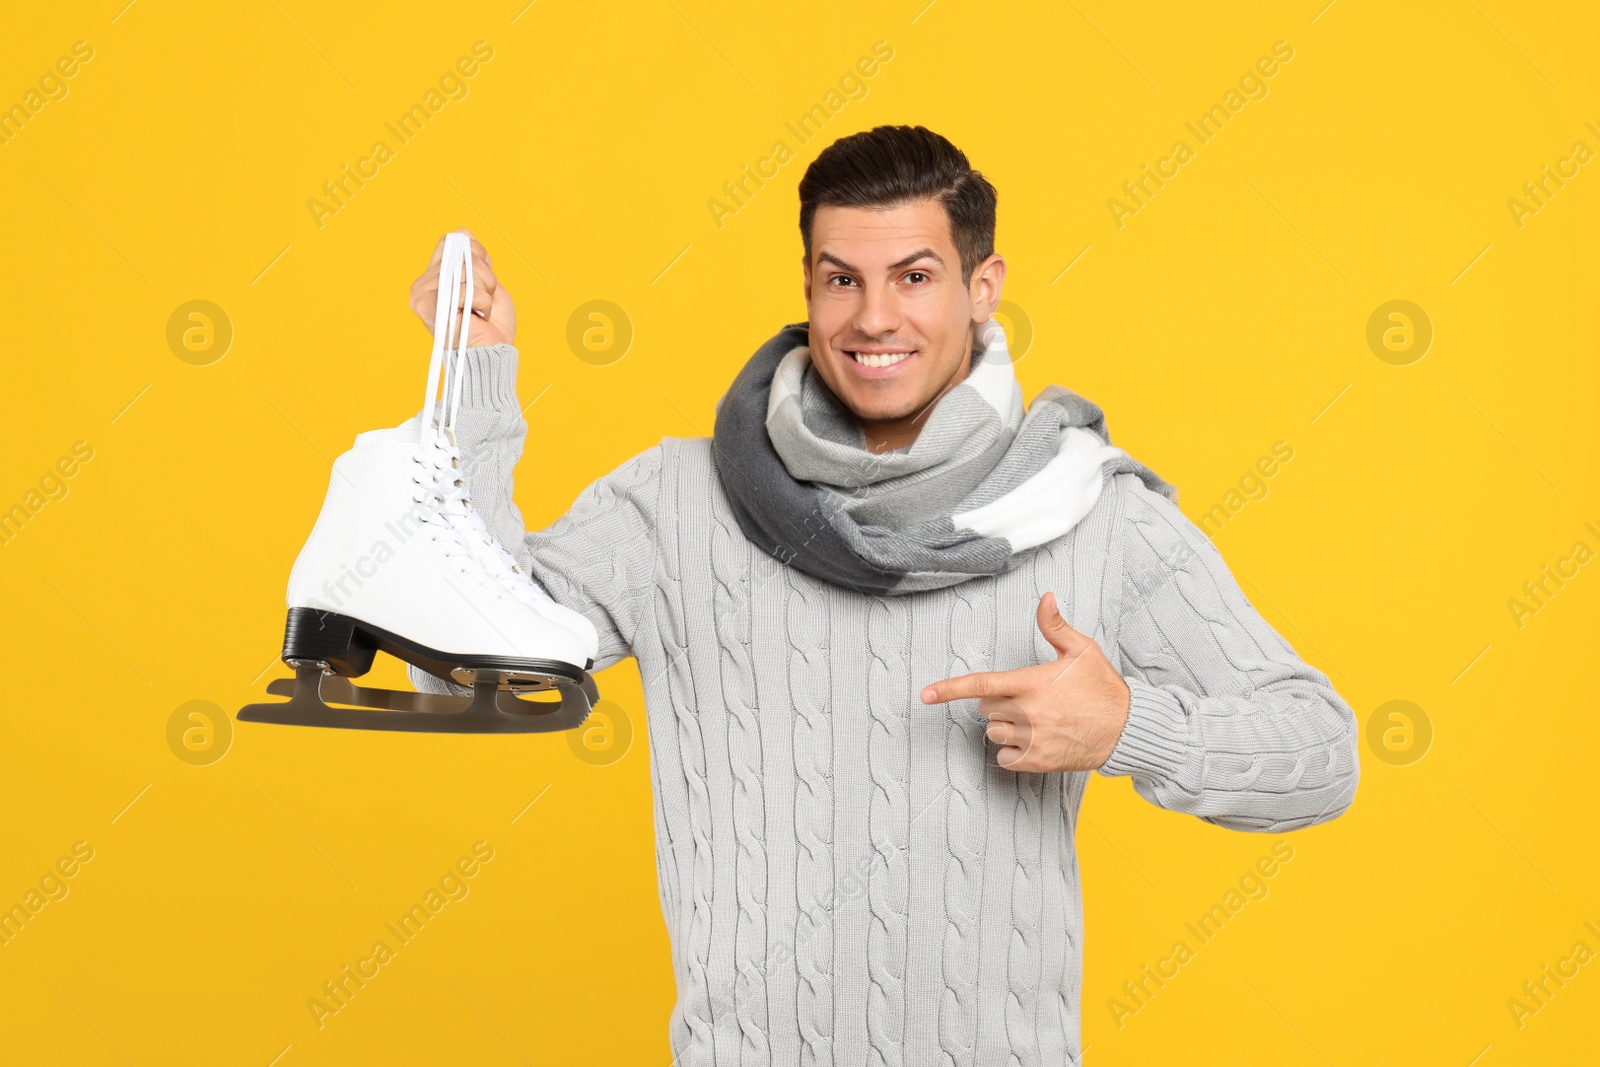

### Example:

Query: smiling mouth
xmin=846 ymin=349 xmax=915 ymax=369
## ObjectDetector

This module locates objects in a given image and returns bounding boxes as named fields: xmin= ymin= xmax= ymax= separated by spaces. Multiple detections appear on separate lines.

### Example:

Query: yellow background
xmin=3 ymin=0 xmax=1597 ymax=1063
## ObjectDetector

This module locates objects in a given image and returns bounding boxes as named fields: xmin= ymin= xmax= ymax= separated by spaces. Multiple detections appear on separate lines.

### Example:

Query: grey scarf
xmin=711 ymin=320 xmax=1178 ymax=596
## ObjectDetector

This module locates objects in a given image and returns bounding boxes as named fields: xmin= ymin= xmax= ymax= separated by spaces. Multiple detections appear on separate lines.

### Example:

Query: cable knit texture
xmin=406 ymin=346 xmax=1360 ymax=1063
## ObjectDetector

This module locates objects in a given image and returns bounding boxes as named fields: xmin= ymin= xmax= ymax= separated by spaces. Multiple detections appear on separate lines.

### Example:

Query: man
xmin=405 ymin=124 xmax=1359 ymax=1063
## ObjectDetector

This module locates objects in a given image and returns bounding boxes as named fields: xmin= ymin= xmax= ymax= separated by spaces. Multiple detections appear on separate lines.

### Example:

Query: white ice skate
xmin=240 ymin=233 xmax=600 ymax=733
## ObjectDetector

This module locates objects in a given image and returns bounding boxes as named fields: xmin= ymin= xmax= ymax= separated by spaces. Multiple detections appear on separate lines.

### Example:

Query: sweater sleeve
xmin=1095 ymin=472 xmax=1360 ymax=832
xmin=397 ymin=345 xmax=662 ymax=695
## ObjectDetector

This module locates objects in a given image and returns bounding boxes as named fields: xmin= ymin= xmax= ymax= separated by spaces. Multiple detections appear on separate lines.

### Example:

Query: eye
xmin=828 ymin=274 xmax=858 ymax=288
xmin=904 ymin=271 xmax=930 ymax=284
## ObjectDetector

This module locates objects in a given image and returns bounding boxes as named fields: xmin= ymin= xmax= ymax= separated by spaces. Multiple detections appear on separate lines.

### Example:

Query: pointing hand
xmin=921 ymin=592 xmax=1132 ymax=773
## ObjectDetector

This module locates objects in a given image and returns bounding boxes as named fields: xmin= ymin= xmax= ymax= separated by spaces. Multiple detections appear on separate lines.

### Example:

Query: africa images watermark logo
xmin=306 ymin=841 xmax=495 ymax=1029
xmin=1106 ymin=40 xmax=1295 ymax=229
xmin=306 ymin=42 xmax=496 ymax=229
xmin=0 ymin=40 xmax=94 ymax=149
xmin=706 ymin=40 xmax=895 ymax=230
xmin=1107 ymin=840 xmax=1295 ymax=1029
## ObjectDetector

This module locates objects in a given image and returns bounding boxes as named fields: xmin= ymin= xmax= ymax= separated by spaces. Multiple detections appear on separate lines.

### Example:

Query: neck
xmin=858 ymin=332 xmax=974 ymax=454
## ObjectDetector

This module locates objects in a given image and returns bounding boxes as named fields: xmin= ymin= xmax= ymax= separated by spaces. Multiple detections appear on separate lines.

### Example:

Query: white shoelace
xmin=412 ymin=234 xmax=555 ymax=608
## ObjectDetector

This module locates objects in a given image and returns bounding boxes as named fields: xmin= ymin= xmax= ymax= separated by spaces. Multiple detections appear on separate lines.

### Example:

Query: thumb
xmin=1037 ymin=592 xmax=1087 ymax=658
xmin=479 ymin=282 xmax=516 ymax=346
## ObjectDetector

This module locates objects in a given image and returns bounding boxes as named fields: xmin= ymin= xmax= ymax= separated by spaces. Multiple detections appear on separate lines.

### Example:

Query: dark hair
xmin=798 ymin=125 xmax=997 ymax=286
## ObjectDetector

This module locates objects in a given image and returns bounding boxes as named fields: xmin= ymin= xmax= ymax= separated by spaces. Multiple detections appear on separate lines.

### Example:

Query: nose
xmin=852 ymin=276 xmax=900 ymax=340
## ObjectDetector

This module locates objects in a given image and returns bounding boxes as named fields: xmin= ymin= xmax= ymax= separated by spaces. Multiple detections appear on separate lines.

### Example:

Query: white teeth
xmin=852 ymin=351 xmax=911 ymax=369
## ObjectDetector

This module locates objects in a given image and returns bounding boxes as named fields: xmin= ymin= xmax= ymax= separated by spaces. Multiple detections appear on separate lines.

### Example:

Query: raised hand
xmin=408 ymin=229 xmax=517 ymax=347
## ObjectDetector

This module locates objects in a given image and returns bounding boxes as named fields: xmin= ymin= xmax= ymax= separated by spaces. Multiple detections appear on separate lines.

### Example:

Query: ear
xmin=968 ymin=252 xmax=1006 ymax=321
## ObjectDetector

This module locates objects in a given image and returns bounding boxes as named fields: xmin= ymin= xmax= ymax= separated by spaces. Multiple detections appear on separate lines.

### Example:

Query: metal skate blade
xmin=239 ymin=667 xmax=593 ymax=734
xmin=449 ymin=666 xmax=569 ymax=696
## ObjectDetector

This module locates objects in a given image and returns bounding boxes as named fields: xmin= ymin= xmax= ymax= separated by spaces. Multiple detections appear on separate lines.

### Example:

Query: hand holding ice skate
xmin=409 ymin=229 xmax=516 ymax=346
xmin=239 ymin=232 xmax=600 ymax=734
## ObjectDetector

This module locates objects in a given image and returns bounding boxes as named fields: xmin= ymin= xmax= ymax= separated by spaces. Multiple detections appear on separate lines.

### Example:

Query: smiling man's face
xmin=803 ymin=197 xmax=1005 ymax=453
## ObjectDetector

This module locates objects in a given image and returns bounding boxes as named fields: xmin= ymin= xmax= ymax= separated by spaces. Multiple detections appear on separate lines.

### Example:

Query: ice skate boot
xmin=239 ymin=233 xmax=600 ymax=733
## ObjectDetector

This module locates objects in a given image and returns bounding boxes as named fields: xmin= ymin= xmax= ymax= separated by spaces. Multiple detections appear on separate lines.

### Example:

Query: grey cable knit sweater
xmin=409 ymin=345 xmax=1360 ymax=1065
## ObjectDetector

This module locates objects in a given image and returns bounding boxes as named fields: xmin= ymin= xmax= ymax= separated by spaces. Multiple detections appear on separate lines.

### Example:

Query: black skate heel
xmin=238 ymin=608 xmax=597 ymax=735
xmin=281 ymin=607 xmax=378 ymax=677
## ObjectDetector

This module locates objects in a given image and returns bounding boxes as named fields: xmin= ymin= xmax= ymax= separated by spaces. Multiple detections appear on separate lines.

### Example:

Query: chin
xmin=841 ymin=386 xmax=922 ymax=422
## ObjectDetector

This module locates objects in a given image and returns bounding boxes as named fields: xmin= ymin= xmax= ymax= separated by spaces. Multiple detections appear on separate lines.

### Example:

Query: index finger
xmin=921 ymin=671 xmax=1022 ymax=704
xmin=454 ymin=228 xmax=491 ymax=266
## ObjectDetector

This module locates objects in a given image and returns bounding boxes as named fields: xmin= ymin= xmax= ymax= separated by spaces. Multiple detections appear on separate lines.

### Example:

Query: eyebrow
xmin=815 ymin=247 xmax=946 ymax=273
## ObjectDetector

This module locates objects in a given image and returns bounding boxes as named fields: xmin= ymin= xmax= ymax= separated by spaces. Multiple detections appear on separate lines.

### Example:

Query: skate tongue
xmin=354 ymin=427 xmax=422 ymax=449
